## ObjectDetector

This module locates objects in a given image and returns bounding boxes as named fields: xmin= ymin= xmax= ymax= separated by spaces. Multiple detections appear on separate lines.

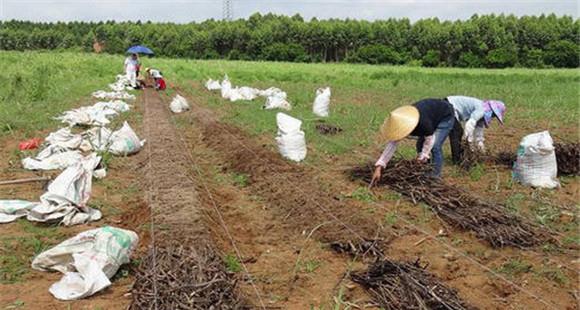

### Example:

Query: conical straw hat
xmin=380 ymin=105 xmax=420 ymax=142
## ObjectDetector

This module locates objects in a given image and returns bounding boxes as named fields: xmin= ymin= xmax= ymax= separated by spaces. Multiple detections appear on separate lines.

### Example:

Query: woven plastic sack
xmin=275 ymin=113 xmax=307 ymax=162
xmin=170 ymin=95 xmax=190 ymax=113
xmin=32 ymin=226 xmax=138 ymax=300
xmin=513 ymin=131 xmax=559 ymax=188
xmin=313 ymin=87 xmax=331 ymax=117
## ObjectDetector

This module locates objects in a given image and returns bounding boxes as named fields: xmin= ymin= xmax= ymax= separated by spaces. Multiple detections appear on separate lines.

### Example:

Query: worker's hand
xmin=370 ymin=166 xmax=382 ymax=188
xmin=416 ymin=154 xmax=429 ymax=164
xmin=476 ymin=141 xmax=485 ymax=152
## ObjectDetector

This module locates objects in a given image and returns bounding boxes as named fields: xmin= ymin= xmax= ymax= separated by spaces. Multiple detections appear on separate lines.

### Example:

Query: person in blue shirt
xmin=445 ymin=96 xmax=506 ymax=163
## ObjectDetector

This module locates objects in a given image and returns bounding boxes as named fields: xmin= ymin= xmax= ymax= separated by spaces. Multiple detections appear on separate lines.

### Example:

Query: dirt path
xmin=130 ymin=89 xmax=247 ymax=308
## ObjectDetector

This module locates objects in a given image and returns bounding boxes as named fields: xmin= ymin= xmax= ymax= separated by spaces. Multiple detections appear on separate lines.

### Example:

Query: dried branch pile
xmin=555 ymin=142 xmax=580 ymax=176
xmin=458 ymin=141 xmax=485 ymax=170
xmin=349 ymin=160 xmax=551 ymax=248
xmin=351 ymin=259 xmax=473 ymax=310
xmin=493 ymin=151 xmax=517 ymax=167
xmin=329 ymin=239 xmax=383 ymax=257
xmin=131 ymin=242 xmax=247 ymax=310
xmin=315 ymin=123 xmax=343 ymax=135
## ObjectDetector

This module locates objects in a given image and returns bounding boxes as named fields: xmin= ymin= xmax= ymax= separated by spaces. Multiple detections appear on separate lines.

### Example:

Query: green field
xmin=2 ymin=51 xmax=578 ymax=156
xmin=1 ymin=50 xmax=578 ymax=309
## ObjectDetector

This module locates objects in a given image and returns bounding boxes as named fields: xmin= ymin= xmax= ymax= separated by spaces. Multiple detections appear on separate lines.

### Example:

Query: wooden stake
xmin=0 ymin=176 xmax=51 ymax=186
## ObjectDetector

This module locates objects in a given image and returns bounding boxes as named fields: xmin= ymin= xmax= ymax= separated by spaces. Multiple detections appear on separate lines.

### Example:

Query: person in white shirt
xmin=445 ymin=96 xmax=506 ymax=163
xmin=124 ymin=53 xmax=139 ymax=88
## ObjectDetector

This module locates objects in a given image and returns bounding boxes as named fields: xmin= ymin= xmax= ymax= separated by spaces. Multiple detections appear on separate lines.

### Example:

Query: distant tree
xmin=485 ymin=48 xmax=518 ymax=68
xmin=422 ymin=50 xmax=441 ymax=67
xmin=544 ymin=40 xmax=579 ymax=68
xmin=347 ymin=44 xmax=401 ymax=64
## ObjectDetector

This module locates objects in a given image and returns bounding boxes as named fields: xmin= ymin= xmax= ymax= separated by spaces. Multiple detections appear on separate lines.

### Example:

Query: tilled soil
xmin=193 ymin=105 xmax=389 ymax=258
xmin=183 ymin=95 xmax=479 ymax=309
xmin=130 ymin=89 xmax=247 ymax=309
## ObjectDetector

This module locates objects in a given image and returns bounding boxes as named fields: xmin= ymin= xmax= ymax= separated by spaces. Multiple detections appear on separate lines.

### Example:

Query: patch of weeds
xmin=469 ymin=163 xmax=485 ymax=181
xmin=224 ymin=254 xmax=242 ymax=273
xmin=89 ymin=199 xmax=120 ymax=216
xmin=532 ymin=204 xmax=559 ymax=227
xmin=232 ymin=173 xmax=249 ymax=187
xmin=349 ymin=187 xmax=375 ymax=203
xmin=96 ymin=150 xmax=114 ymax=169
xmin=496 ymin=259 xmax=532 ymax=277
xmin=382 ymin=191 xmax=401 ymax=201
xmin=537 ymin=267 xmax=568 ymax=285
xmin=541 ymin=243 xmax=561 ymax=254
xmin=562 ymin=235 xmax=580 ymax=246
xmin=505 ymin=193 xmax=525 ymax=214
xmin=419 ymin=203 xmax=433 ymax=223
xmin=384 ymin=212 xmax=398 ymax=227
xmin=451 ymin=237 xmax=464 ymax=246
xmin=331 ymin=286 xmax=352 ymax=310
xmin=299 ymin=259 xmax=321 ymax=273
xmin=5 ymin=300 xmax=25 ymax=309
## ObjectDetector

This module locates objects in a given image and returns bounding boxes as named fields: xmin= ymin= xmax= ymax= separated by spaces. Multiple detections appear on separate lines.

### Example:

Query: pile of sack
xmin=1 ymin=74 xmax=142 ymax=300
xmin=207 ymin=76 xmax=292 ymax=110
xmin=206 ymin=75 xmax=335 ymax=162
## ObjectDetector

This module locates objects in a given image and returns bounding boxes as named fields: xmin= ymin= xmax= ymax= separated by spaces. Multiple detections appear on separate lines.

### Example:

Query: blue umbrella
xmin=126 ymin=45 xmax=154 ymax=55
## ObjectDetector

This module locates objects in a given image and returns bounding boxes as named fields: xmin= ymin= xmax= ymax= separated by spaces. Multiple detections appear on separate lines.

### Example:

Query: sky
xmin=0 ymin=0 xmax=577 ymax=23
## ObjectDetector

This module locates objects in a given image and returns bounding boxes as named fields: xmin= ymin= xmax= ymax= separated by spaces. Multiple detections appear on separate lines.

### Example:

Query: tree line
xmin=0 ymin=13 xmax=578 ymax=68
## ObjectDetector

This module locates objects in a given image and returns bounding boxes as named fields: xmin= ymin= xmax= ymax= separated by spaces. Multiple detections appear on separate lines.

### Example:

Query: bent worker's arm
xmin=417 ymin=135 xmax=434 ymax=161
xmin=375 ymin=141 xmax=399 ymax=168
xmin=464 ymin=105 xmax=485 ymax=144
xmin=371 ymin=141 xmax=398 ymax=187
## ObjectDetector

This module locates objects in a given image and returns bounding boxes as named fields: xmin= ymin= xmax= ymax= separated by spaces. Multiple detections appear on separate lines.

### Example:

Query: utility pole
xmin=223 ymin=0 xmax=233 ymax=21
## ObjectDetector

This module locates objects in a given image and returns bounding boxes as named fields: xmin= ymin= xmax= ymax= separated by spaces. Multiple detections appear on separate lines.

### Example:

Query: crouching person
xmin=445 ymin=96 xmax=506 ymax=163
xmin=145 ymin=68 xmax=166 ymax=91
xmin=371 ymin=98 xmax=455 ymax=186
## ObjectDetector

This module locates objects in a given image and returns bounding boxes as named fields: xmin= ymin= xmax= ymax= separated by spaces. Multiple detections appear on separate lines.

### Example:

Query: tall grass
xmin=0 ymin=51 xmax=119 ymax=137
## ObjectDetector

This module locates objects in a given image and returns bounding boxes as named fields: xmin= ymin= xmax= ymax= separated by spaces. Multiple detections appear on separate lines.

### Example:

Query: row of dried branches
xmin=131 ymin=242 xmax=248 ymax=310
xmin=349 ymin=160 xmax=552 ymax=248
xmin=351 ymin=259 xmax=474 ymax=310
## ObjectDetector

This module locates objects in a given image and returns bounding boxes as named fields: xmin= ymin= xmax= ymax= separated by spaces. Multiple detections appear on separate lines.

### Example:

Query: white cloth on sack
xmin=513 ymin=131 xmax=560 ymax=189
xmin=275 ymin=113 xmax=307 ymax=162
xmin=32 ymin=226 xmax=139 ymax=300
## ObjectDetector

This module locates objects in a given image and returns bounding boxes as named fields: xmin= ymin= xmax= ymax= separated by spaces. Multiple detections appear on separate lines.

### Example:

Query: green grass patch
xmin=224 ymin=254 xmax=242 ymax=273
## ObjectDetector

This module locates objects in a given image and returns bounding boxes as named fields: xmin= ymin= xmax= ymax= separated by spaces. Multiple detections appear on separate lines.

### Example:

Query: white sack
xmin=32 ymin=226 xmax=138 ymax=300
xmin=205 ymin=79 xmax=222 ymax=90
xmin=236 ymin=87 xmax=259 ymax=101
xmin=513 ymin=131 xmax=560 ymax=189
xmin=92 ymin=100 xmax=131 ymax=113
xmin=264 ymin=91 xmax=291 ymax=110
xmin=92 ymin=90 xmax=135 ymax=101
xmin=56 ymin=106 xmax=118 ymax=127
xmin=107 ymin=122 xmax=145 ymax=156
xmin=22 ymin=145 xmax=84 ymax=171
xmin=257 ymin=87 xmax=284 ymax=97
xmin=27 ymin=154 xmax=102 ymax=225
xmin=109 ymin=75 xmax=132 ymax=92
xmin=45 ymin=128 xmax=83 ymax=149
xmin=0 ymin=200 xmax=39 ymax=223
xmin=313 ymin=87 xmax=331 ymax=117
xmin=275 ymin=113 xmax=307 ymax=162
xmin=221 ymin=76 xmax=233 ymax=99
xmin=170 ymin=95 xmax=190 ymax=113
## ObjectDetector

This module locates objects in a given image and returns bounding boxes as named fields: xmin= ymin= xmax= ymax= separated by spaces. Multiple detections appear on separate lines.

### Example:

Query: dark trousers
xmin=449 ymin=117 xmax=464 ymax=164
